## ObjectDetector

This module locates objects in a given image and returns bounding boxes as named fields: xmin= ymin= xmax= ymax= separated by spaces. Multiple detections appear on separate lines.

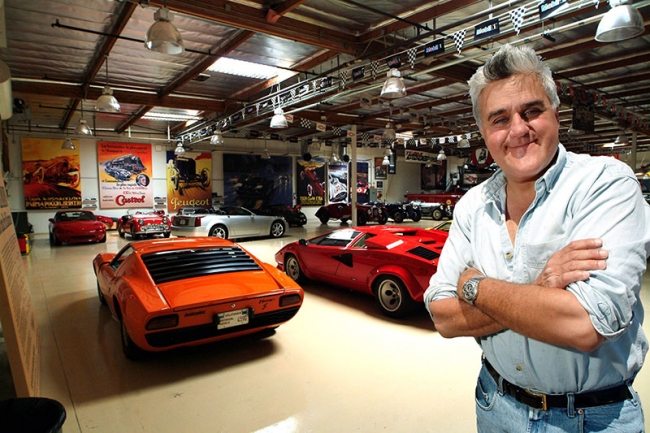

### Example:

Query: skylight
xmin=142 ymin=110 xmax=200 ymax=122
xmin=207 ymin=58 xmax=283 ymax=80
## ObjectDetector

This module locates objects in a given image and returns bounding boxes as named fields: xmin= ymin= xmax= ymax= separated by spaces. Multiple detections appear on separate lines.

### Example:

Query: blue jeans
xmin=475 ymin=362 xmax=645 ymax=432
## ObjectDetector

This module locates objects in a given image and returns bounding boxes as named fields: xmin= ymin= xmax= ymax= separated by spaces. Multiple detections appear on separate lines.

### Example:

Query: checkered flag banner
xmin=509 ymin=7 xmax=526 ymax=35
xmin=371 ymin=61 xmax=380 ymax=80
xmin=332 ymin=127 xmax=343 ymax=136
xmin=300 ymin=118 xmax=312 ymax=129
xmin=407 ymin=47 xmax=417 ymax=68
xmin=339 ymin=70 xmax=348 ymax=89
xmin=450 ymin=29 xmax=466 ymax=54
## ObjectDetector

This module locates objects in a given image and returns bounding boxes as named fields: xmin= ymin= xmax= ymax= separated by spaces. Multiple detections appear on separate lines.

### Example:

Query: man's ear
xmin=555 ymin=108 xmax=560 ymax=122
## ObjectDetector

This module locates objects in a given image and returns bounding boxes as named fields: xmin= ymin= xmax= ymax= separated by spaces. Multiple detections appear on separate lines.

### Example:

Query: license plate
xmin=179 ymin=219 xmax=187 ymax=225
xmin=216 ymin=309 xmax=249 ymax=330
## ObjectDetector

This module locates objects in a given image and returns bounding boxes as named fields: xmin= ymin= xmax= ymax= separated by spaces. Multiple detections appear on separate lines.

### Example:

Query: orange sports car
xmin=93 ymin=237 xmax=304 ymax=359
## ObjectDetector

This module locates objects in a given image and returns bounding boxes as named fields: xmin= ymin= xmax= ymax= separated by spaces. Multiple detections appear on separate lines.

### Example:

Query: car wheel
xmin=120 ymin=315 xmax=144 ymax=360
xmin=373 ymin=276 xmax=416 ymax=318
xmin=97 ymin=282 xmax=107 ymax=306
xmin=163 ymin=232 xmax=171 ymax=238
xmin=130 ymin=226 xmax=139 ymax=240
xmin=50 ymin=232 xmax=62 ymax=246
xmin=209 ymin=225 xmax=228 ymax=239
xmin=285 ymin=254 xmax=305 ymax=284
xmin=318 ymin=210 xmax=330 ymax=225
xmin=357 ymin=211 xmax=367 ymax=226
xmin=100 ymin=233 xmax=107 ymax=243
xmin=411 ymin=212 xmax=422 ymax=222
xmin=270 ymin=221 xmax=285 ymax=238
xmin=432 ymin=209 xmax=443 ymax=221
xmin=118 ymin=225 xmax=125 ymax=238
xmin=298 ymin=212 xmax=307 ymax=226
xmin=378 ymin=213 xmax=388 ymax=224
xmin=200 ymin=168 xmax=210 ymax=187
xmin=392 ymin=210 xmax=404 ymax=223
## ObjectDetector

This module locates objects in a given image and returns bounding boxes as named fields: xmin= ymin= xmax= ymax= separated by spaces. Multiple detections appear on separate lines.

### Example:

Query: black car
xmin=380 ymin=202 xmax=422 ymax=223
xmin=253 ymin=204 xmax=307 ymax=227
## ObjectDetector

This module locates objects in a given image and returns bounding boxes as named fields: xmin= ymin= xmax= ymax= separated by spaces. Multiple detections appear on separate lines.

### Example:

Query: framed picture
xmin=374 ymin=157 xmax=387 ymax=179
xmin=376 ymin=180 xmax=384 ymax=189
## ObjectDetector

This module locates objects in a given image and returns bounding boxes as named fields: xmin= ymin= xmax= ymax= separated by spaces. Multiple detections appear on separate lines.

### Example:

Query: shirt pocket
xmin=524 ymin=236 xmax=568 ymax=278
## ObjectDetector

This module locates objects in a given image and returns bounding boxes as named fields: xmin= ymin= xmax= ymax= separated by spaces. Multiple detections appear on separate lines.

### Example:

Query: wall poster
xmin=297 ymin=156 xmax=326 ymax=206
xmin=165 ymin=150 xmax=213 ymax=213
xmin=223 ymin=154 xmax=293 ymax=210
xmin=328 ymin=163 xmax=348 ymax=204
xmin=98 ymin=141 xmax=153 ymax=209
xmin=21 ymin=137 xmax=81 ymax=209
xmin=356 ymin=161 xmax=369 ymax=203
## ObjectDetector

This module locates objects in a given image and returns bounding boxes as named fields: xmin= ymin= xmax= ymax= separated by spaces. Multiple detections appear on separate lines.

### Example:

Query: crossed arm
xmin=428 ymin=238 xmax=607 ymax=352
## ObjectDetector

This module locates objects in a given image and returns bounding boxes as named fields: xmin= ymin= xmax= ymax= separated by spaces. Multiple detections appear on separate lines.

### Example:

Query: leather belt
xmin=484 ymin=359 xmax=632 ymax=411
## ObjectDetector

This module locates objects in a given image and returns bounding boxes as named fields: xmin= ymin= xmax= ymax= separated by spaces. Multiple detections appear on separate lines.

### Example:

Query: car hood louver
xmin=142 ymin=247 xmax=261 ymax=285
xmin=406 ymin=246 xmax=440 ymax=261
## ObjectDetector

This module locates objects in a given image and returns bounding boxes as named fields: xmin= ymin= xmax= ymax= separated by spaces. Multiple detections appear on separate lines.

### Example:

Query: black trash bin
xmin=0 ymin=397 xmax=66 ymax=433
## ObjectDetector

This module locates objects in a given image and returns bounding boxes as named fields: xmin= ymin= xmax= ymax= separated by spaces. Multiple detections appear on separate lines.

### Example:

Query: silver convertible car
xmin=171 ymin=205 xmax=287 ymax=240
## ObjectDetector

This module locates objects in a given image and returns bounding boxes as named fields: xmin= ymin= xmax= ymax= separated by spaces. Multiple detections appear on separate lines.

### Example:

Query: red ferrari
xmin=93 ymin=237 xmax=304 ymax=359
xmin=49 ymin=210 xmax=107 ymax=246
xmin=275 ymin=225 xmax=448 ymax=318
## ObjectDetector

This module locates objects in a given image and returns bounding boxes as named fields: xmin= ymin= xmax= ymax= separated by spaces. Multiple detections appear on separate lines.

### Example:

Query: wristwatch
xmin=462 ymin=276 xmax=485 ymax=305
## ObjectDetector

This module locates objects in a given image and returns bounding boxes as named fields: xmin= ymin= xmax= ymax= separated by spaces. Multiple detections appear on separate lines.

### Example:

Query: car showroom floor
xmin=5 ymin=214 xmax=650 ymax=433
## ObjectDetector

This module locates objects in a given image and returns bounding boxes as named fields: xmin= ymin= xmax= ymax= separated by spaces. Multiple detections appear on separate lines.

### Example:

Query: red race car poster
xmin=98 ymin=142 xmax=153 ymax=209
xmin=22 ymin=137 xmax=82 ymax=209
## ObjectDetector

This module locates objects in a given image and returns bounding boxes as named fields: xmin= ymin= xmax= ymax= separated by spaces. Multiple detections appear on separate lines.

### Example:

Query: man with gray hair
xmin=424 ymin=44 xmax=649 ymax=432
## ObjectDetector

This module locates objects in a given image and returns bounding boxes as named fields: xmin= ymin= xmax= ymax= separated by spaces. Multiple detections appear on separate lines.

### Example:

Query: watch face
xmin=463 ymin=278 xmax=480 ymax=304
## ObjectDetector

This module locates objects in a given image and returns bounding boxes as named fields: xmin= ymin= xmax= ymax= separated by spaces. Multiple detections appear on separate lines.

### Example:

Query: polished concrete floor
xmin=11 ymin=214 xmax=650 ymax=432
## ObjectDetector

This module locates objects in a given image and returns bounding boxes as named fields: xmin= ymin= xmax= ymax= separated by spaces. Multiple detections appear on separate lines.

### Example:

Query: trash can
xmin=0 ymin=397 xmax=66 ymax=432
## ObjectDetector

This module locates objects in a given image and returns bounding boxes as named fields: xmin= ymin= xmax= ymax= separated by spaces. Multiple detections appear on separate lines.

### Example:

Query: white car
xmin=171 ymin=205 xmax=287 ymax=240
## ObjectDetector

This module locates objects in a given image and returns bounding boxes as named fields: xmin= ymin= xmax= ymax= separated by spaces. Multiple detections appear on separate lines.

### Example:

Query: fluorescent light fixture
xmin=596 ymin=0 xmax=644 ymax=42
xmin=208 ymin=57 xmax=286 ymax=80
xmin=145 ymin=7 xmax=184 ymax=55
xmin=142 ymin=110 xmax=200 ymax=122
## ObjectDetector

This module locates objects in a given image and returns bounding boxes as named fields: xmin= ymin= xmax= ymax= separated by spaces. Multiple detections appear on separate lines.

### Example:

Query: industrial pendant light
xmin=74 ymin=100 xmax=92 ymax=135
xmin=210 ymin=129 xmax=224 ymax=145
xmin=145 ymin=3 xmax=184 ymax=55
xmin=595 ymin=0 xmax=644 ymax=42
xmin=380 ymin=68 xmax=406 ymax=99
xmin=174 ymin=143 xmax=186 ymax=155
xmin=61 ymin=137 xmax=76 ymax=150
xmin=437 ymin=149 xmax=447 ymax=161
xmin=270 ymin=107 xmax=288 ymax=128
xmin=95 ymin=56 xmax=120 ymax=113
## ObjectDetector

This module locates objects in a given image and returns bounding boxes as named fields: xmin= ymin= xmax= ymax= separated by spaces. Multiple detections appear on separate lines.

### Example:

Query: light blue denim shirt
xmin=425 ymin=144 xmax=650 ymax=394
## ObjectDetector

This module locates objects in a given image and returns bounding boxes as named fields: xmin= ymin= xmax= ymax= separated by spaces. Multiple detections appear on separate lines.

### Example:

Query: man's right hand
xmin=533 ymin=238 xmax=608 ymax=289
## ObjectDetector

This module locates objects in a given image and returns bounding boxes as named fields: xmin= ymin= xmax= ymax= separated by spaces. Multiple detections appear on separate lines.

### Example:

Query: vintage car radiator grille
xmin=142 ymin=247 xmax=262 ymax=284
xmin=406 ymin=246 xmax=440 ymax=261
xmin=145 ymin=307 xmax=300 ymax=348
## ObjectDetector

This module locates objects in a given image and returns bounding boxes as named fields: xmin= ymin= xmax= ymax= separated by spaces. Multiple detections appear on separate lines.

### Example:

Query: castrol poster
xmin=97 ymin=141 xmax=153 ymax=209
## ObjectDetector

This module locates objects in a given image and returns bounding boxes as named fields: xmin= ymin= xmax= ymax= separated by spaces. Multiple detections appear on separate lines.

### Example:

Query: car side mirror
xmin=299 ymin=239 xmax=307 ymax=246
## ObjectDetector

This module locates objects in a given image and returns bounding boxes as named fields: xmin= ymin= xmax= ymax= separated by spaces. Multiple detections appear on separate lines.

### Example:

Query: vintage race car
xmin=315 ymin=202 xmax=388 ymax=226
xmin=275 ymin=225 xmax=448 ymax=318
xmin=380 ymin=202 xmax=422 ymax=223
xmin=171 ymin=205 xmax=287 ymax=240
xmin=49 ymin=210 xmax=107 ymax=246
xmin=117 ymin=210 xmax=171 ymax=239
xmin=93 ymin=237 xmax=304 ymax=359
xmin=252 ymin=204 xmax=307 ymax=227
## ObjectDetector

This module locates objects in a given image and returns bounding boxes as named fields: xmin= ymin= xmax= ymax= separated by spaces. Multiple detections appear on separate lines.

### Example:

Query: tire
xmin=209 ymin=224 xmax=228 ymax=239
xmin=373 ymin=276 xmax=416 ymax=318
xmin=97 ymin=282 xmax=107 ymax=306
xmin=432 ymin=208 xmax=443 ymax=221
xmin=377 ymin=212 xmax=388 ymax=224
xmin=357 ymin=211 xmax=367 ymax=226
xmin=298 ymin=212 xmax=307 ymax=226
xmin=411 ymin=212 xmax=422 ymax=222
xmin=130 ymin=226 xmax=139 ymax=240
xmin=392 ymin=210 xmax=404 ymax=223
xmin=163 ymin=232 xmax=171 ymax=238
xmin=200 ymin=168 xmax=210 ymax=187
xmin=270 ymin=221 xmax=285 ymax=238
xmin=118 ymin=225 xmax=126 ymax=238
xmin=100 ymin=233 xmax=107 ymax=243
xmin=120 ymin=314 xmax=145 ymax=360
xmin=318 ymin=210 xmax=330 ymax=225
xmin=50 ymin=232 xmax=62 ymax=246
xmin=284 ymin=254 xmax=305 ymax=284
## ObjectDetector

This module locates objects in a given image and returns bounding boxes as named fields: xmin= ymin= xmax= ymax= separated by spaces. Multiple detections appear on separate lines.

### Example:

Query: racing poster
xmin=22 ymin=137 xmax=82 ymax=209
xmin=327 ymin=163 xmax=348 ymax=204
xmin=356 ymin=161 xmax=369 ymax=203
xmin=98 ymin=142 xmax=153 ymax=209
xmin=165 ymin=150 xmax=212 ymax=213
xmin=223 ymin=153 xmax=292 ymax=209
xmin=297 ymin=156 xmax=326 ymax=206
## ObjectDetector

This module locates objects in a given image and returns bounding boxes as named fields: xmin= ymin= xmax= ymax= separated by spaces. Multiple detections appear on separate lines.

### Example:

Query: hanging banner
xmin=166 ymin=151 xmax=213 ymax=213
xmin=474 ymin=17 xmax=500 ymax=41
xmin=22 ymin=137 xmax=82 ymax=210
xmin=404 ymin=149 xmax=435 ymax=163
xmin=98 ymin=141 xmax=153 ymax=209
xmin=539 ymin=0 xmax=568 ymax=20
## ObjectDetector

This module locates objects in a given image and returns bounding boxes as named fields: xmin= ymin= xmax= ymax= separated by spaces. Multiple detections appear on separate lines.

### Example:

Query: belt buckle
xmin=525 ymin=389 xmax=548 ymax=411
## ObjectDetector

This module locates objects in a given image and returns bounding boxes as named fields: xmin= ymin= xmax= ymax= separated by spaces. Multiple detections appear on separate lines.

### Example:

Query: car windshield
xmin=57 ymin=212 xmax=95 ymax=222
xmin=310 ymin=229 xmax=361 ymax=247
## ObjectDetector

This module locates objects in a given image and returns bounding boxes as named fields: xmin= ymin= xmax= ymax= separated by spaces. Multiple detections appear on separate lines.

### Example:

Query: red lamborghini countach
xmin=275 ymin=225 xmax=448 ymax=318
xmin=93 ymin=237 xmax=304 ymax=359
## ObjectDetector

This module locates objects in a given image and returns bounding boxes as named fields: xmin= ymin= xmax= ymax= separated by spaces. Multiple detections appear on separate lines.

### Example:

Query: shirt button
xmin=506 ymin=252 xmax=513 ymax=259
xmin=516 ymin=365 xmax=523 ymax=371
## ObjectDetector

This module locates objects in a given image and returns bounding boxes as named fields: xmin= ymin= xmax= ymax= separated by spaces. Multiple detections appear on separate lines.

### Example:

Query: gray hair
xmin=468 ymin=44 xmax=560 ymax=129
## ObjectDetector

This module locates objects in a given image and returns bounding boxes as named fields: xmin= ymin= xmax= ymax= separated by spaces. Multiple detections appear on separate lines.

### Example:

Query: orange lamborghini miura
xmin=93 ymin=237 xmax=304 ymax=359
